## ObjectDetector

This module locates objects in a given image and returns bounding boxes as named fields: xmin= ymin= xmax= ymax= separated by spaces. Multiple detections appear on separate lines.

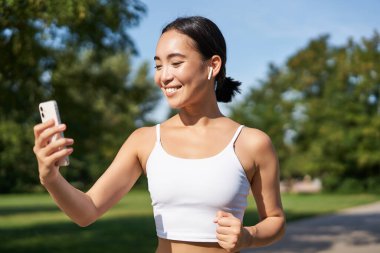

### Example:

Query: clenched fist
xmin=214 ymin=210 xmax=252 ymax=252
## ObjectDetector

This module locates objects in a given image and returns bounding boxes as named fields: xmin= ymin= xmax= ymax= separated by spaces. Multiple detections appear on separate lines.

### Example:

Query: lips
xmin=163 ymin=85 xmax=183 ymax=96
xmin=166 ymin=87 xmax=179 ymax=93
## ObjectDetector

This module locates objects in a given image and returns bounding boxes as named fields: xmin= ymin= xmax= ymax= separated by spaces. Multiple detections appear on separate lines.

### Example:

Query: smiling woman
xmin=154 ymin=30 xmax=213 ymax=107
xmin=149 ymin=16 xmax=285 ymax=253
xmin=154 ymin=52 xmax=187 ymax=98
xmin=154 ymin=16 xmax=241 ymax=105
xmin=32 ymin=16 xmax=285 ymax=253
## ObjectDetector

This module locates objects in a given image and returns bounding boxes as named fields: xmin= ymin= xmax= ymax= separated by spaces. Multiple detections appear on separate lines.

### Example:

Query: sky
xmin=128 ymin=0 xmax=380 ymax=121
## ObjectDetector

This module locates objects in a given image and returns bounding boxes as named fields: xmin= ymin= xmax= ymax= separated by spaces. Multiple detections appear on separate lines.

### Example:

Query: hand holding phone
xmin=39 ymin=100 xmax=70 ymax=166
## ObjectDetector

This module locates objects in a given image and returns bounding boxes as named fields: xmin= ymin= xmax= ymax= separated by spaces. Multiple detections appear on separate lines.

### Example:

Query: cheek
xmin=176 ymin=68 xmax=194 ymax=83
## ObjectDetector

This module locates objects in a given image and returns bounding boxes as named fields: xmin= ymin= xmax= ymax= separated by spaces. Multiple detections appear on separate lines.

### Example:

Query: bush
xmin=321 ymin=176 xmax=340 ymax=192
xmin=335 ymin=178 xmax=366 ymax=194
xmin=366 ymin=177 xmax=380 ymax=194
xmin=322 ymin=176 xmax=380 ymax=194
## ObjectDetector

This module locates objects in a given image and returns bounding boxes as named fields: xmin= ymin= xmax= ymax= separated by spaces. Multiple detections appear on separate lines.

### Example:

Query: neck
xmin=177 ymin=95 xmax=224 ymax=126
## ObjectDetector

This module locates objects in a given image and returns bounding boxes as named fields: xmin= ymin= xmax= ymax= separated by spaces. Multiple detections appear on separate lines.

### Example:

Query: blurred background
xmin=0 ymin=0 xmax=379 ymax=252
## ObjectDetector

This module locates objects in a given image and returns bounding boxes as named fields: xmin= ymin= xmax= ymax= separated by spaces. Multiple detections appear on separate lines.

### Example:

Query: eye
xmin=154 ymin=65 xmax=162 ymax=70
xmin=172 ymin=61 xmax=183 ymax=68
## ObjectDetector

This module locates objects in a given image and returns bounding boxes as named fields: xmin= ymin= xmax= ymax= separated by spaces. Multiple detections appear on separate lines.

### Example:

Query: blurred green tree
xmin=0 ymin=0 xmax=160 ymax=192
xmin=230 ymin=33 xmax=380 ymax=192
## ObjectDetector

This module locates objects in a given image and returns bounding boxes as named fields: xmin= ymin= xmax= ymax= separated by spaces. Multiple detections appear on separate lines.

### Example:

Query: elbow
xmin=75 ymin=194 xmax=100 ymax=227
xmin=77 ymin=223 xmax=91 ymax=228
xmin=257 ymin=215 xmax=286 ymax=247
xmin=73 ymin=212 xmax=98 ymax=227
xmin=75 ymin=217 xmax=96 ymax=227
xmin=276 ymin=220 xmax=286 ymax=241
xmin=271 ymin=216 xmax=286 ymax=244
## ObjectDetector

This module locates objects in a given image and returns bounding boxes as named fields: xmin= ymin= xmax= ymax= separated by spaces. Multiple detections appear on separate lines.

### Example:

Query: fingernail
xmin=58 ymin=124 xmax=65 ymax=129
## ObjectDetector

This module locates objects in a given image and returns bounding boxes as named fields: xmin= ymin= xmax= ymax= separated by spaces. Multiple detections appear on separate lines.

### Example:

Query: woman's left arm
xmin=215 ymin=128 xmax=286 ymax=252
xmin=243 ymin=129 xmax=286 ymax=248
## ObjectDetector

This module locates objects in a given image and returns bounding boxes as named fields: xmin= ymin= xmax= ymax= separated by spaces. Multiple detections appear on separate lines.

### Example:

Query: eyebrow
xmin=154 ymin=53 xmax=186 ymax=61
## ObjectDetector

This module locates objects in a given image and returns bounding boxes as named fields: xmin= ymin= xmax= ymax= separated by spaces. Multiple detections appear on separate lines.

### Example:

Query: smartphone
xmin=39 ymin=100 xmax=70 ymax=166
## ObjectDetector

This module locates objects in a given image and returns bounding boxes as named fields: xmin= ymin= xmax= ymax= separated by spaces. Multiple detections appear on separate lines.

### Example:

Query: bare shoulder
xmin=239 ymin=126 xmax=277 ymax=161
xmin=126 ymin=126 xmax=156 ymax=148
xmin=126 ymin=126 xmax=157 ymax=168
xmin=129 ymin=125 xmax=156 ymax=139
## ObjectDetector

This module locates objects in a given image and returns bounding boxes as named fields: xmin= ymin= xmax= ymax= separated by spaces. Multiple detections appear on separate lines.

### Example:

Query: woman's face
xmin=154 ymin=30 xmax=211 ymax=109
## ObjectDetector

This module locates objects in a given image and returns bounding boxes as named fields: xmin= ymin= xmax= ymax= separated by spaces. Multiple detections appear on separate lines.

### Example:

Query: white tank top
xmin=146 ymin=124 xmax=250 ymax=242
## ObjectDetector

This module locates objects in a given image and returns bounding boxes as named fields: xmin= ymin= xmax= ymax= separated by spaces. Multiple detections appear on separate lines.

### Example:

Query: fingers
xmin=35 ymin=123 xmax=66 ymax=148
xmin=215 ymin=226 xmax=242 ymax=252
xmin=214 ymin=211 xmax=243 ymax=252
xmin=214 ymin=211 xmax=242 ymax=238
xmin=33 ymin=119 xmax=55 ymax=138
xmin=35 ymin=139 xmax=73 ymax=169
xmin=33 ymin=120 xmax=73 ymax=183
xmin=216 ymin=224 xmax=241 ymax=235
xmin=218 ymin=217 xmax=240 ymax=227
xmin=34 ymin=138 xmax=74 ymax=165
xmin=46 ymin=147 xmax=73 ymax=165
xmin=216 ymin=233 xmax=238 ymax=244
xmin=33 ymin=121 xmax=73 ymax=168
xmin=214 ymin=210 xmax=234 ymax=223
xmin=214 ymin=211 xmax=222 ymax=222
xmin=42 ymin=137 xmax=74 ymax=157
xmin=38 ymin=147 xmax=73 ymax=182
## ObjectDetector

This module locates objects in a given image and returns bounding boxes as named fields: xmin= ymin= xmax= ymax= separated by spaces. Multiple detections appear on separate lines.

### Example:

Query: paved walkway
xmin=243 ymin=201 xmax=380 ymax=253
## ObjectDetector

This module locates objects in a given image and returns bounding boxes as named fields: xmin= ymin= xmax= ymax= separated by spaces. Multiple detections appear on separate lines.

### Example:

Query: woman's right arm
xmin=33 ymin=119 xmax=145 ymax=227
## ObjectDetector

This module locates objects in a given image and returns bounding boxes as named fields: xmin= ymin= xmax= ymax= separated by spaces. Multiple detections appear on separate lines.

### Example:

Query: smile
xmin=164 ymin=85 xmax=183 ymax=95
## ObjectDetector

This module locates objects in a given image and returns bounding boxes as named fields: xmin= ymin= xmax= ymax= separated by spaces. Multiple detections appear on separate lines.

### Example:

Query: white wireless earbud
xmin=207 ymin=67 xmax=213 ymax=80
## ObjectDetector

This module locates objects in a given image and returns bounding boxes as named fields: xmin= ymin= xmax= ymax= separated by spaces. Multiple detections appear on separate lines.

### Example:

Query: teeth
xmin=166 ymin=87 xmax=181 ymax=93
xmin=166 ymin=88 xmax=177 ymax=93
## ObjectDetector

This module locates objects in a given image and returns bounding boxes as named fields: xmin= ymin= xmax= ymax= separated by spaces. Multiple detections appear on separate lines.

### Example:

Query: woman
xmin=33 ymin=16 xmax=285 ymax=253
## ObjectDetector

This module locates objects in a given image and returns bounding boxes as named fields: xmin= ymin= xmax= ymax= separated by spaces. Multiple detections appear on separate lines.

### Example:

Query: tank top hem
xmin=157 ymin=232 xmax=218 ymax=243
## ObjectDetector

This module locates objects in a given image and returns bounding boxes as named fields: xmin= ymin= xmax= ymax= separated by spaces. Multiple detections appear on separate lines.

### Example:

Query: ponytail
xmin=215 ymin=77 xmax=241 ymax=103
xmin=215 ymin=65 xmax=241 ymax=102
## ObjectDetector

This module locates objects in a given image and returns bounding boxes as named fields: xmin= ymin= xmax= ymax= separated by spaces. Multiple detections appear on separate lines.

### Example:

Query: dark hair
xmin=162 ymin=16 xmax=241 ymax=103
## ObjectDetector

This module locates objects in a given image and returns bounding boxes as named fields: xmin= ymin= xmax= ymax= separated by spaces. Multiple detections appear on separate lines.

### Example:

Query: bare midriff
xmin=155 ymin=238 xmax=240 ymax=253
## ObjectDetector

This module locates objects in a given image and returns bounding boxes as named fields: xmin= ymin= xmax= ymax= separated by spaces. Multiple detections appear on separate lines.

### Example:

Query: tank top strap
xmin=228 ymin=125 xmax=244 ymax=147
xmin=155 ymin=124 xmax=161 ymax=143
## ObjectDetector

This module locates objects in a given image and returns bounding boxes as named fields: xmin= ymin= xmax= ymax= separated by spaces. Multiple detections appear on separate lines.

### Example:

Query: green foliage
xmin=366 ymin=177 xmax=380 ymax=194
xmin=230 ymin=33 xmax=380 ymax=192
xmin=0 ymin=1 xmax=161 ymax=193
xmin=0 ymin=120 xmax=36 ymax=192
xmin=323 ymin=176 xmax=380 ymax=194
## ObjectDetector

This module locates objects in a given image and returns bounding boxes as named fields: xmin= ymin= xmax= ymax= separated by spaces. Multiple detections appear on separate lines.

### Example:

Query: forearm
xmin=243 ymin=216 xmax=286 ymax=248
xmin=42 ymin=173 xmax=98 ymax=227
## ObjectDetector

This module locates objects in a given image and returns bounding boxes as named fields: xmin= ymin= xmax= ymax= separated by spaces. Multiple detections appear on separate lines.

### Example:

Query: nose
xmin=160 ymin=66 xmax=174 ymax=86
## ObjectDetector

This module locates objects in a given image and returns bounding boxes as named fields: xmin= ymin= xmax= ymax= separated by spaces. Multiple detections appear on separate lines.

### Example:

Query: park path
xmin=242 ymin=201 xmax=380 ymax=253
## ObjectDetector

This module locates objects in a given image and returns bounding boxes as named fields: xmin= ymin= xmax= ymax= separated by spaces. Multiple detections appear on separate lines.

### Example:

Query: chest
xmin=160 ymin=129 xmax=233 ymax=159
xmin=146 ymin=143 xmax=251 ymax=208
xmin=139 ymin=125 xmax=255 ymax=183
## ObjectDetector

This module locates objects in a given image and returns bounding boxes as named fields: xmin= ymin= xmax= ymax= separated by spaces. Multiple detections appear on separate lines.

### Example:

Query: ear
xmin=208 ymin=55 xmax=222 ymax=80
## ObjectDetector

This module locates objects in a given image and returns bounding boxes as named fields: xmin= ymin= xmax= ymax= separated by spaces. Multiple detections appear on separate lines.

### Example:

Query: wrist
xmin=242 ymin=226 xmax=257 ymax=248
xmin=39 ymin=168 xmax=60 ymax=186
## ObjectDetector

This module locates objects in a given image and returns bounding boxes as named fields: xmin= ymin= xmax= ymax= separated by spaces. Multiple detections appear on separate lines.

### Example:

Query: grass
xmin=0 ymin=190 xmax=379 ymax=253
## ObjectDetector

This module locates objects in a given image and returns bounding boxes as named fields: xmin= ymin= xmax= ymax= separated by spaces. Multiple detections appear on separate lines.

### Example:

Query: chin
xmin=167 ymin=102 xmax=183 ymax=110
xmin=165 ymin=97 xmax=186 ymax=110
